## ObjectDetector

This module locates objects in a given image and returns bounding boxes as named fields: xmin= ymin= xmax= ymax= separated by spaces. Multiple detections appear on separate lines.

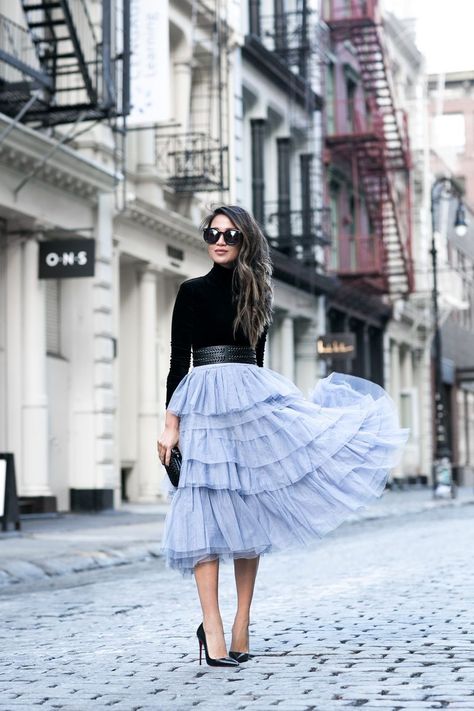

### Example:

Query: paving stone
xmin=0 ymin=505 xmax=473 ymax=710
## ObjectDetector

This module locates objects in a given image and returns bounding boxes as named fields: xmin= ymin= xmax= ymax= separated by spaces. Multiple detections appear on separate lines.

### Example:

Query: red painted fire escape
xmin=324 ymin=0 xmax=414 ymax=297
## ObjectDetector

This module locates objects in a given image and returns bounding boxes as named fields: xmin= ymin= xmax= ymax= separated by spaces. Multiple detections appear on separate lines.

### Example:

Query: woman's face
xmin=208 ymin=214 xmax=241 ymax=268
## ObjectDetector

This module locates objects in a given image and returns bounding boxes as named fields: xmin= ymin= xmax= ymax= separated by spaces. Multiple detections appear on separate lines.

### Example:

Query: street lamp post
xmin=430 ymin=177 xmax=468 ymax=499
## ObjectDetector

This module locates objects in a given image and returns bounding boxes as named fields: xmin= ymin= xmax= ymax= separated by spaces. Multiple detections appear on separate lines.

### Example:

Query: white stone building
xmin=382 ymin=11 xmax=434 ymax=485
xmin=0 ymin=0 xmax=332 ymax=513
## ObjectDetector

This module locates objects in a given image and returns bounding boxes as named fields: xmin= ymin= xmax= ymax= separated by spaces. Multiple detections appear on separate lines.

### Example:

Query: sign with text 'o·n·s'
xmin=317 ymin=333 xmax=357 ymax=360
xmin=39 ymin=238 xmax=95 ymax=279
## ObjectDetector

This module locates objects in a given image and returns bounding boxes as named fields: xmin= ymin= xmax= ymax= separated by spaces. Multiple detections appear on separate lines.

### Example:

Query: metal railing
xmin=257 ymin=9 xmax=315 ymax=78
xmin=326 ymin=98 xmax=385 ymax=139
xmin=0 ymin=2 xmax=129 ymax=124
xmin=155 ymin=131 xmax=228 ymax=193
xmin=323 ymin=0 xmax=379 ymax=24
xmin=264 ymin=203 xmax=331 ymax=263
xmin=0 ymin=13 xmax=47 ymax=86
xmin=331 ymin=234 xmax=384 ymax=276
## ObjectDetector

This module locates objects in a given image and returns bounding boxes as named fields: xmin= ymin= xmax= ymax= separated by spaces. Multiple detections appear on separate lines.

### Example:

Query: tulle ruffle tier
xmin=162 ymin=364 xmax=409 ymax=575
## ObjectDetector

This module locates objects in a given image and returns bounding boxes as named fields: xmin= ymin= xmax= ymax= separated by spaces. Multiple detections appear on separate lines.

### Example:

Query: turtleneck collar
xmin=208 ymin=260 xmax=236 ymax=284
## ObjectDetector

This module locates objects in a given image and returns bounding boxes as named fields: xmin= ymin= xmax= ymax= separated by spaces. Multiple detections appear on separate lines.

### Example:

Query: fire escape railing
xmin=155 ymin=131 xmax=228 ymax=194
xmin=0 ymin=0 xmax=129 ymax=126
xmin=323 ymin=0 xmax=414 ymax=297
xmin=257 ymin=8 xmax=313 ymax=79
xmin=0 ymin=13 xmax=52 ymax=92
xmin=326 ymin=98 xmax=385 ymax=139
xmin=265 ymin=202 xmax=331 ymax=266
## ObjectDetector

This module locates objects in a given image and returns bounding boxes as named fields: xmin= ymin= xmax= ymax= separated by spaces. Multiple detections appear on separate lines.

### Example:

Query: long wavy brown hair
xmin=202 ymin=205 xmax=274 ymax=348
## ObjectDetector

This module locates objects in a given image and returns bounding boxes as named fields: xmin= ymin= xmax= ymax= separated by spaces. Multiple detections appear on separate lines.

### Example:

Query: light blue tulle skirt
xmin=162 ymin=363 xmax=409 ymax=575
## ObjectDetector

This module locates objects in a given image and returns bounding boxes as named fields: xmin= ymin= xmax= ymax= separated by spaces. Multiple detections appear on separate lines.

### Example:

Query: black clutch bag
xmin=164 ymin=446 xmax=182 ymax=488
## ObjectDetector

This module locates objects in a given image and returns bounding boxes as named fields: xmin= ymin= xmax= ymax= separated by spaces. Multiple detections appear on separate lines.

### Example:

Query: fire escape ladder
xmin=21 ymin=0 xmax=97 ymax=105
xmin=325 ymin=1 xmax=414 ymax=296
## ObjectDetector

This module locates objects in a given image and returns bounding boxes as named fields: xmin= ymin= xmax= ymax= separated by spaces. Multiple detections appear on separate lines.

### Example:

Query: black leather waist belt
xmin=193 ymin=345 xmax=257 ymax=366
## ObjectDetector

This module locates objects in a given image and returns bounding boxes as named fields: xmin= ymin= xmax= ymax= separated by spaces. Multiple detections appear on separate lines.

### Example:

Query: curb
xmin=0 ymin=542 xmax=166 ymax=589
xmin=1 ymin=495 xmax=473 ymax=589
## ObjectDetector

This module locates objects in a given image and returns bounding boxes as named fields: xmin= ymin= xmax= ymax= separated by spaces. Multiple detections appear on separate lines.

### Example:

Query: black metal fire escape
xmin=244 ymin=0 xmax=329 ymax=269
xmin=0 ymin=0 xmax=130 ymax=127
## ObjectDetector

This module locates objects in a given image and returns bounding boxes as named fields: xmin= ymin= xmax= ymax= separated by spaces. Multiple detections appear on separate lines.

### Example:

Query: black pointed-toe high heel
xmin=229 ymin=650 xmax=253 ymax=663
xmin=196 ymin=623 xmax=239 ymax=667
xmin=229 ymin=625 xmax=253 ymax=663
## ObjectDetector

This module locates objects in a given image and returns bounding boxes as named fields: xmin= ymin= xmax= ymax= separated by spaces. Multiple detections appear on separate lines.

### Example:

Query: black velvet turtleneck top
xmin=165 ymin=261 xmax=269 ymax=408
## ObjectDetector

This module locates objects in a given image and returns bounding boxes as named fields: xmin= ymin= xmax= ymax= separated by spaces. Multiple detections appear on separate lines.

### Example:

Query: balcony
xmin=0 ymin=1 xmax=129 ymax=126
xmin=264 ymin=202 xmax=331 ymax=265
xmin=330 ymin=234 xmax=384 ymax=279
xmin=0 ymin=13 xmax=52 ymax=112
xmin=244 ymin=4 xmax=322 ymax=111
xmin=155 ymin=131 xmax=228 ymax=194
xmin=323 ymin=0 xmax=379 ymax=27
xmin=257 ymin=9 xmax=313 ymax=78
xmin=326 ymin=98 xmax=384 ymax=143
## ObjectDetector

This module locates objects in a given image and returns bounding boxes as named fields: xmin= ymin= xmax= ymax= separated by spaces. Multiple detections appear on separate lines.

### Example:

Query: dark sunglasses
xmin=203 ymin=227 xmax=242 ymax=246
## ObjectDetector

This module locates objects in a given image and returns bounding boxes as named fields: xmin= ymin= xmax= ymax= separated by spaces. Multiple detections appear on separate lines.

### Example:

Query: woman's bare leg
xmin=194 ymin=559 xmax=228 ymax=659
xmin=231 ymin=556 xmax=260 ymax=652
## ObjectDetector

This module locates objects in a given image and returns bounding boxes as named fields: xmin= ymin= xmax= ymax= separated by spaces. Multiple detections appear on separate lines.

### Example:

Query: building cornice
xmin=0 ymin=113 xmax=117 ymax=201
xmin=271 ymin=248 xmax=338 ymax=297
xmin=328 ymin=283 xmax=392 ymax=327
xmin=117 ymin=198 xmax=200 ymax=246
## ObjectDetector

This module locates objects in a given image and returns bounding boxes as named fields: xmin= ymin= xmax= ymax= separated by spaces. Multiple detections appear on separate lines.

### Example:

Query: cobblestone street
xmin=1 ymin=504 xmax=473 ymax=711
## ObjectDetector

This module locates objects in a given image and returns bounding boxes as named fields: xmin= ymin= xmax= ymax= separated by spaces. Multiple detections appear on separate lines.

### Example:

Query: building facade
xmin=0 ymin=0 xmax=337 ymax=512
xmin=321 ymin=1 xmax=431 ymax=486
xmin=428 ymin=70 xmax=474 ymax=486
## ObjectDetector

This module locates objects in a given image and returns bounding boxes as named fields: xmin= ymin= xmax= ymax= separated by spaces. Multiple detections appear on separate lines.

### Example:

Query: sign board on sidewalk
xmin=38 ymin=238 xmax=95 ymax=279
xmin=0 ymin=453 xmax=21 ymax=532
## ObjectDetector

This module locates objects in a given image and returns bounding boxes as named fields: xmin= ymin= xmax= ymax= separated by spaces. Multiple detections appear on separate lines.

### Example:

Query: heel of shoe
xmin=196 ymin=622 xmax=239 ymax=668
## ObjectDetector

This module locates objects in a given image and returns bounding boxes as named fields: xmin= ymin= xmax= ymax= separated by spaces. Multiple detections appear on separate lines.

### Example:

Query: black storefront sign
xmin=317 ymin=332 xmax=356 ymax=360
xmin=39 ymin=238 xmax=96 ymax=279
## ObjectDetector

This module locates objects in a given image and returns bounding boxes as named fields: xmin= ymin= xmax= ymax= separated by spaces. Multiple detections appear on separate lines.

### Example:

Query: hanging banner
xmin=317 ymin=333 xmax=356 ymax=360
xmin=38 ymin=239 xmax=96 ymax=279
xmin=129 ymin=0 xmax=171 ymax=125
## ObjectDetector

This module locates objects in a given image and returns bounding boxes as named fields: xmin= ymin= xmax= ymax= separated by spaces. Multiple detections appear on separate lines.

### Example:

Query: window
xmin=400 ymin=388 xmax=418 ymax=442
xmin=326 ymin=62 xmax=335 ymax=134
xmin=346 ymin=78 xmax=356 ymax=132
xmin=329 ymin=180 xmax=340 ymax=270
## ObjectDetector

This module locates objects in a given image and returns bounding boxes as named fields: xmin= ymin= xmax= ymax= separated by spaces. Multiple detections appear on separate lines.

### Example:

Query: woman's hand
xmin=157 ymin=412 xmax=180 ymax=467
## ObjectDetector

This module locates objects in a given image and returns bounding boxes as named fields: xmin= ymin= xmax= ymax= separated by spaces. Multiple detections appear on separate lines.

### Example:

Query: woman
xmin=157 ymin=205 xmax=408 ymax=667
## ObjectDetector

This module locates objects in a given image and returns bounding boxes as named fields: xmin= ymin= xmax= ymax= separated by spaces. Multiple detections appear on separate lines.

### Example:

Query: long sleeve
xmin=256 ymin=324 xmax=269 ymax=367
xmin=165 ymin=282 xmax=194 ymax=408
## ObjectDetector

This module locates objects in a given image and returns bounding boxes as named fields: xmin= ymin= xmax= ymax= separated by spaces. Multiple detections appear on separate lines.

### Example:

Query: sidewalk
xmin=0 ymin=486 xmax=473 ymax=588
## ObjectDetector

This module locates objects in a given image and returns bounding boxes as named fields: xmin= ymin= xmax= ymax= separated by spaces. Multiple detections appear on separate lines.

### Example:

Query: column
xmin=5 ymin=236 xmax=23 ymax=482
xmin=417 ymin=345 xmax=433 ymax=483
xmin=22 ymin=237 xmax=54 ymax=508
xmin=363 ymin=324 xmax=372 ymax=380
xmin=401 ymin=345 xmax=418 ymax=477
xmin=173 ymin=59 xmax=192 ymax=132
xmin=136 ymin=268 xmax=161 ymax=501
xmin=69 ymin=192 xmax=116 ymax=511
xmin=295 ymin=320 xmax=319 ymax=396
xmin=135 ymin=129 xmax=164 ymax=207
xmin=389 ymin=340 xmax=402 ymax=484
xmin=156 ymin=274 xmax=175 ymax=497
xmin=280 ymin=315 xmax=295 ymax=381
